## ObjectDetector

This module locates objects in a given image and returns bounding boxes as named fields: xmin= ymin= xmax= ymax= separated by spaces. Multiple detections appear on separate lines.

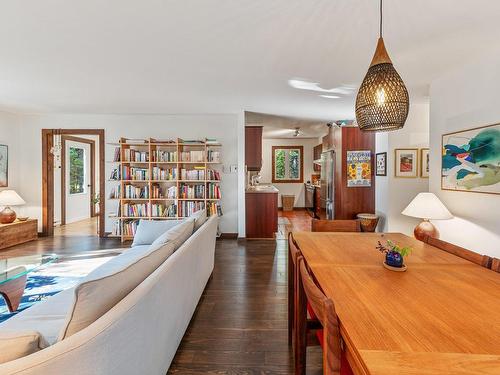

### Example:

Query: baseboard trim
xmin=278 ymin=207 xmax=307 ymax=211
xmin=218 ymin=233 xmax=238 ymax=239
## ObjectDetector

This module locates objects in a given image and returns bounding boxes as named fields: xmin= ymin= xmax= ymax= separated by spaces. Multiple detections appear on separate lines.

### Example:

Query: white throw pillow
xmin=58 ymin=240 xmax=177 ymax=340
xmin=0 ymin=330 xmax=43 ymax=364
xmin=151 ymin=218 xmax=195 ymax=248
xmin=190 ymin=209 xmax=207 ymax=231
xmin=131 ymin=219 xmax=183 ymax=246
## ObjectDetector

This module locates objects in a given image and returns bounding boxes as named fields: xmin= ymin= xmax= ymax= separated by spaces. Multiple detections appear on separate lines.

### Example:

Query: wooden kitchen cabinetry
xmin=245 ymin=126 xmax=263 ymax=171
xmin=313 ymin=144 xmax=322 ymax=172
xmin=245 ymin=191 xmax=278 ymax=238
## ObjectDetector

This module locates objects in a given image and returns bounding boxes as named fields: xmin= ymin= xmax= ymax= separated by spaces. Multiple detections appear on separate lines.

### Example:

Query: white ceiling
xmin=246 ymin=111 xmax=328 ymax=139
xmin=1 ymin=0 xmax=499 ymax=120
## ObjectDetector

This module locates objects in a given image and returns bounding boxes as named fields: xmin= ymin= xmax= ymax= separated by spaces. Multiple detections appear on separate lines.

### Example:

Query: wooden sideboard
xmin=0 ymin=219 xmax=38 ymax=250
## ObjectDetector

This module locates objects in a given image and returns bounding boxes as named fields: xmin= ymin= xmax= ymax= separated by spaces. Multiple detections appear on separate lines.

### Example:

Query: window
xmin=69 ymin=147 xmax=85 ymax=194
xmin=272 ymin=146 xmax=303 ymax=183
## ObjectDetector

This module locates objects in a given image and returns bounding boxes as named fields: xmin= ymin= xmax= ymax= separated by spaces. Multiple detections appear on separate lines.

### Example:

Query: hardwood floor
xmin=1 ymin=215 xmax=321 ymax=373
xmin=279 ymin=209 xmax=313 ymax=232
xmin=169 ymin=238 xmax=322 ymax=374
xmin=54 ymin=217 xmax=99 ymax=237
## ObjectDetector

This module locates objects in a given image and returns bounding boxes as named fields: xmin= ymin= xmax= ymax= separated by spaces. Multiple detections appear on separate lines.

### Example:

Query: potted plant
xmin=376 ymin=239 xmax=412 ymax=271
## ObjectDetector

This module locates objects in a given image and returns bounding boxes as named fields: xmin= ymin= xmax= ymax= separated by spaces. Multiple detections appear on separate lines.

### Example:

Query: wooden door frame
xmin=42 ymin=129 xmax=105 ymax=237
xmin=61 ymin=135 xmax=96 ymax=225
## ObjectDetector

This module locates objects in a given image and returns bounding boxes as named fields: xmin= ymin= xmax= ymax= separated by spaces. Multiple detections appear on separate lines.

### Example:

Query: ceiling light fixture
xmin=294 ymin=127 xmax=301 ymax=137
xmin=355 ymin=0 xmax=409 ymax=132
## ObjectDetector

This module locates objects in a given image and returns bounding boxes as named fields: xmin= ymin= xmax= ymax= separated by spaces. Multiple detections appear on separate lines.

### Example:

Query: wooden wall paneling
xmin=335 ymin=126 xmax=375 ymax=219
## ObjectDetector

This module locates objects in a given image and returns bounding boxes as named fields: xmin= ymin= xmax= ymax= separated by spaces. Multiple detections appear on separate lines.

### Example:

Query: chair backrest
xmin=298 ymin=257 xmax=341 ymax=374
xmin=423 ymin=236 xmax=491 ymax=268
xmin=288 ymin=232 xmax=301 ymax=266
xmin=491 ymin=258 xmax=500 ymax=273
xmin=311 ymin=219 xmax=361 ymax=233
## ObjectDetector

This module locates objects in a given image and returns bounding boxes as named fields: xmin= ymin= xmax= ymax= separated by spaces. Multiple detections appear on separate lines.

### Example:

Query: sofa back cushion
xmin=0 ymin=330 xmax=43 ymax=364
xmin=132 ymin=219 xmax=184 ymax=246
xmin=58 ymin=218 xmax=195 ymax=340
xmin=191 ymin=209 xmax=207 ymax=231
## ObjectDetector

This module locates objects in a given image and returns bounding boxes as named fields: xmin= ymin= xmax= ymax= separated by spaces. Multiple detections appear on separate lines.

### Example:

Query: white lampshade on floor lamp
xmin=402 ymin=192 xmax=453 ymax=241
xmin=0 ymin=190 xmax=26 ymax=224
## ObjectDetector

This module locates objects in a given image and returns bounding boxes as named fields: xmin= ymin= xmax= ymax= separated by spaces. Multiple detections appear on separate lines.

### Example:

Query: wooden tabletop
xmin=292 ymin=232 xmax=500 ymax=375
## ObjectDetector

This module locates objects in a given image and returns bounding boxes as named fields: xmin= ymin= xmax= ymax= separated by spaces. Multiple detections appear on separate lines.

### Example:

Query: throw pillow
xmin=131 ymin=219 xmax=183 ymax=246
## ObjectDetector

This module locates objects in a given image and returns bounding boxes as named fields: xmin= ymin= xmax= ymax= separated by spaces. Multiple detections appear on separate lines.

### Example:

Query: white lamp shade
xmin=0 ymin=190 xmax=26 ymax=206
xmin=401 ymin=192 xmax=452 ymax=220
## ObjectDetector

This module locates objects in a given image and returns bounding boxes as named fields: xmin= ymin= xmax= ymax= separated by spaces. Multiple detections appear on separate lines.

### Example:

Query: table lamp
xmin=0 ymin=190 xmax=26 ymax=224
xmin=401 ymin=192 xmax=452 ymax=241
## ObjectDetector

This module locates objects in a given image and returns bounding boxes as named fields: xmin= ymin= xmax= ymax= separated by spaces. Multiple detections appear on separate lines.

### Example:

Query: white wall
xmin=375 ymin=103 xmax=430 ymax=234
xmin=16 ymin=114 xmax=240 ymax=234
xmin=429 ymin=52 xmax=500 ymax=258
xmin=260 ymin=138 xmax=318 ymax=207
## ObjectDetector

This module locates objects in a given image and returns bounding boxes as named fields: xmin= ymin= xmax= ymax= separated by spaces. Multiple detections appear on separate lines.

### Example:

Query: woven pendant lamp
xmin=355 ymin=0 xmax=409 ymax=132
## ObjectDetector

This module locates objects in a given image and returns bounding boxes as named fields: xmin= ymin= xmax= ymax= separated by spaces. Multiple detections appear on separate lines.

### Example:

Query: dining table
xmin=291 ymin=232 xmax=500 ymax=375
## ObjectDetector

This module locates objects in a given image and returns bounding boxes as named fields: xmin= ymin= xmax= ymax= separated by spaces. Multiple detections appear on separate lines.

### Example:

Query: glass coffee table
xmin=0 ymin=254 xmax=58 ymax=312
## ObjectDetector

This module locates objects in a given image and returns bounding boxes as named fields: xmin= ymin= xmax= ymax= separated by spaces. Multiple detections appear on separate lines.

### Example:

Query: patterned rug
xmin=0 ymin=249 xmax=123 ymax=323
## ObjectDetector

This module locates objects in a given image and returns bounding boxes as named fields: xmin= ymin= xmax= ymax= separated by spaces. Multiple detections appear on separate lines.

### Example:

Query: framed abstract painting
xmin=420 ymin=148 xmax=429 ymax=178
xmin=0 ymin=145 xmax=7 ymax=187
xmin=442 ymin=123 xmax=500 ymax=194
xmin=395 ymin=148 xmax=418 ymax=178
xmin=376 ymin=152 xmax=387 ymax=176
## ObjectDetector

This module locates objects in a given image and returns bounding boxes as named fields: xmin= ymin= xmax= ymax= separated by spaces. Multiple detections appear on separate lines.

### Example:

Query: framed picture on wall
xmin=420 ymin=148 xmax=429 ymax=178
xmin=347 ymin=150 xmax=371 ymax=187
xmin=375 ymin=152 xmax=387 ymax=176
xmin=394 ymin=148 xmax=418 ymax=178
xmin=0 ymin=144 xmax=7 ymax=187
xmin=442 ymin=123 xmax=500 ymax=194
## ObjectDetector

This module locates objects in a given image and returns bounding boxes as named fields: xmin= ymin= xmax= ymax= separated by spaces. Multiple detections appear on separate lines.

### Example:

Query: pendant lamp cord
xmin=379 ymin=0 xmax=383 ymax=38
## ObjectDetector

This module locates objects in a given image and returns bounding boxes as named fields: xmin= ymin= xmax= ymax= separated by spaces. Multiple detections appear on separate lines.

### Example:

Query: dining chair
xmin=490 ymin=258 xmax=500 ymax=273
xmin=423 ymin=236 xmax=492 ymax=267
xmin=295 ymin=256 xmax=353 ymax=375
xmin=288 ymin=233 xmax=321 ymax=346
xmin=311 ymin=219 xmax=361 ymax=233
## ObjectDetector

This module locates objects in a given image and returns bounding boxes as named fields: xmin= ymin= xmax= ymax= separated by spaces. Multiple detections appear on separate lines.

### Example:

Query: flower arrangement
xmin=376 ymin=239 xmax=412 ymax=268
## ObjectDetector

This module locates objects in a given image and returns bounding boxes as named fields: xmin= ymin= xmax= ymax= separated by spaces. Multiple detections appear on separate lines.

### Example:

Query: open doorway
xmin=41 ymin=129 xmax=105 ymax=237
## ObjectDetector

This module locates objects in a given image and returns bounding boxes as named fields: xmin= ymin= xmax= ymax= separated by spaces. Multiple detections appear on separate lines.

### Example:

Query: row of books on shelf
xmin=110 ymin=205 xmax=222 ymax=236
xmin=112 ymin=147 xmax=220 ymax=163
xmin=121 ymin=166 xmax=149 ymax=180
xmin=152 ymin=166 xmax=177 ymax=180
xmin=121 ymin=203 xmax=177 ymax=218
xmin=179 ymin=150 xmax=205 ymax=162
xmin=207 ymin=150 xmax=221 ymax=163
xmin=207 ymin=182 xmax=222 ymax=199
xmin=110 ymin=183 xmax=220 ymax=200
xmin=110 ymin=167 xmax=221 ymax=182
xmin=152 ymin=150 xmax=177 ymax=162
xmin=179 ymin=184 xmax=205 ymax=199
xmin=116 ymin=138 xmax=219 ymax=145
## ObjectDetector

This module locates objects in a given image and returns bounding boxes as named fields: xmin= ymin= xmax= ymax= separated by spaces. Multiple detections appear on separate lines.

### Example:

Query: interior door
xmin=65 ymin=140 xmax=91 ymax=224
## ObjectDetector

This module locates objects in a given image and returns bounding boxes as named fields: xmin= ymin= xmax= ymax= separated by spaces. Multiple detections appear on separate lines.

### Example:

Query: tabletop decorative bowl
xmin=376 ymin=239 xmax=412 ymax=272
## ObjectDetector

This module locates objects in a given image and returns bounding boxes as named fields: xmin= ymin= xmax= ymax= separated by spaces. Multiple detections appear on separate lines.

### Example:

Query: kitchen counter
xmin=245 ymin=185 xmax=279 ymax=193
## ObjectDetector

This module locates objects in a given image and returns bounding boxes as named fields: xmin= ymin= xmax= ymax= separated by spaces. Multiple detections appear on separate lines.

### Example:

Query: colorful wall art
xmin=442 ymin=123 xmax=500 ymax=194
xmin=395 ymin=149 xmax=418 ymax=178
xmin=347 ymin=150 xmax=371 ymax=187
xmin=0 ymin=145 xmax=7 ymax=187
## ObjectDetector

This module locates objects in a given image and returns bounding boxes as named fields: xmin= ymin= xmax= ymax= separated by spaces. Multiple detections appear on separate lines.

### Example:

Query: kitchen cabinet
xmin=313 ymin=144 xmax=322 ymax=172
xmin=245 ymin=189 xmax=278 ymax=238
xmin=245 ymin=126 xmax=263 ymax=171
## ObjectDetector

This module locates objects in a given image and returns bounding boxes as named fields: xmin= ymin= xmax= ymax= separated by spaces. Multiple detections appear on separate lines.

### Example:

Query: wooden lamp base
xmin=0 ymin=207 xmax=17 ymax=224
xmin=414 ymin=219 xmax=438 ymax=241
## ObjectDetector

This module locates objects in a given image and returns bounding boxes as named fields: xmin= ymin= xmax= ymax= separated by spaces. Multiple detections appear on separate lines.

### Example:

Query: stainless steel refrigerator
xmin=320 ymin=150 xmax=335 ymax=219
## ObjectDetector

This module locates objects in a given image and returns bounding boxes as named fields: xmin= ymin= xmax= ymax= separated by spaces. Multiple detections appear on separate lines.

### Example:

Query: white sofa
xmin=0 ymin=215 xmax=218 ymax=375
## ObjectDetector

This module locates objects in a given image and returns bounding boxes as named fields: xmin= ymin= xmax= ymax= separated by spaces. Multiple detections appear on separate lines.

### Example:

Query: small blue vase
xmin=386 ymin=251 xmax=403 ymax=268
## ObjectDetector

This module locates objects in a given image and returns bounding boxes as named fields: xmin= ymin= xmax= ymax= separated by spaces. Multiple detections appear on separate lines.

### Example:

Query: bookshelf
xmin=107 ymin=137 xmax=222 ymax=241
